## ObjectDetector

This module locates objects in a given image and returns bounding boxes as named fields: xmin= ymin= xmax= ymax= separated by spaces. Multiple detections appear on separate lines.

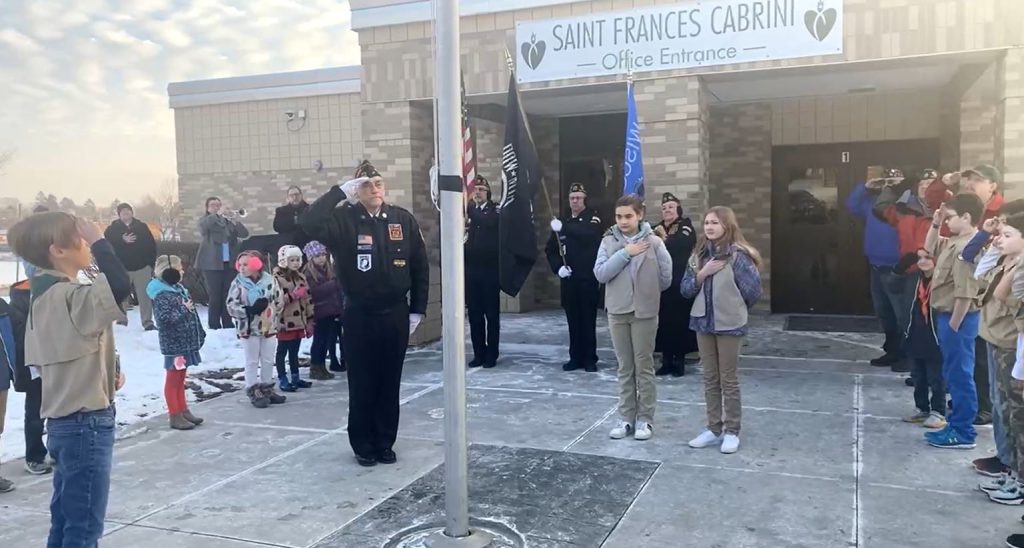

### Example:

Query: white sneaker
xmin=720 ymin=434 xmax=740 ymax=454
xmin=634 ymin=422 xmax=652 ymax=441
xmin=688 ymin=430 xmax=722 ymax=449
xmin=922 ymin=411 xmax=947 ymax=429
xmin=609 ymin=420 xmax=634 ymax=439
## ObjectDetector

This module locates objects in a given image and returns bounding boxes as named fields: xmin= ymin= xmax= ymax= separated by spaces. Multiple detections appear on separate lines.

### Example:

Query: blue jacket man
xmin=846 ymin=170 xmax=914 ymax=370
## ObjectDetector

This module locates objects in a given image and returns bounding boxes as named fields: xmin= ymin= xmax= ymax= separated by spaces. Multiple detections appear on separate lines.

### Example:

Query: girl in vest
xmin=593 ymin=194 xmax=672 ymax=441
xmin=681 ymin=206 xmax=762 ymax=454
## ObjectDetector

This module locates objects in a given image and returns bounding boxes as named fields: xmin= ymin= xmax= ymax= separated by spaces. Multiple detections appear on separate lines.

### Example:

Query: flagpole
xmin=432 ymin=0 xmax=490 ymax=545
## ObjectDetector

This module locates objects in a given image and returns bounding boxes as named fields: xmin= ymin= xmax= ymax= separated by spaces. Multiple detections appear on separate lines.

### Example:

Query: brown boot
xmin=309 ymin=364 xmax=334 ymax=381
xmin=169 ymin=413 xmax=195 ymax=430
xmin=181 ymin=408 xmax=204 ymax=425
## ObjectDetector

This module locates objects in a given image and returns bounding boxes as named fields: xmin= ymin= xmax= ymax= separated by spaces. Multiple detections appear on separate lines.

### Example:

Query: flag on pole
xmin=460 ymin=72 xmax=476 ymax=200
xmin=623 ymin=80 xmax=644 ymax=197
xmin=497 ymin=72 xmax=541 ymax=297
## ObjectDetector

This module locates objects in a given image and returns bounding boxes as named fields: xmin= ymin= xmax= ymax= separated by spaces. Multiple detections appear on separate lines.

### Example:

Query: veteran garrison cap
xmin=568 ymin=183 xmax=586 ymax=195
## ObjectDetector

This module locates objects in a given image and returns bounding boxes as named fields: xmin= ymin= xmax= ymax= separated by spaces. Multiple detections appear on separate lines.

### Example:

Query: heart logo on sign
xmin=521 ymin=34 xmax=546 ymax=70
xmin=805 ymin=1 xmax=838 ymax=42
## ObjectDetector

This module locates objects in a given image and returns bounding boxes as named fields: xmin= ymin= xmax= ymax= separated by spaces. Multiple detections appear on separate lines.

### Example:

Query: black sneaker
xmin=870 ymin=353 xmax=897 ymax=367
xmin=377 ymin=449 xmax=397 ymax=464
xmin=468 ymin=358 xmax=484 ymax=368
xmin=904 ymin=377 xmax=914 ymax=387
xmin=584 ymin=363 xmax=598 ymax=373
xmin=974 ymin=411 xmax=993 ymax=426
xmin=0 ymin=476 xmax=14 ymax=493
xmin=356 ymin=454 xmax=377 ymax=467
xmin=562 ymin=361 xmax=582 ymax=372
xmin=24 ymin=460 xmax=53 ymax=476
xmin=1007 ymin=533 xmax=1024 ymax=548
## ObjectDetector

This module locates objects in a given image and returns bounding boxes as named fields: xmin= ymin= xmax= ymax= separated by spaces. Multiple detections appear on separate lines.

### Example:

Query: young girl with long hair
xmin=593 ymin=194 xmax=672 ymax=441
xmin=681 ymin=206 xmax=762 ymax=454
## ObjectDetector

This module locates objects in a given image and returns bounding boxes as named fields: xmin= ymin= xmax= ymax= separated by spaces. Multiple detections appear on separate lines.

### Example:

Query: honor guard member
xmin=465 ymin=175 xmax=501 ymax=368
xmin=653 ymin=192 xmax=699 ymax=376
xmin=545 ymin=182 xmax=603 ymax=372
xmin=301 ymin=160 xmax=429 ymax=467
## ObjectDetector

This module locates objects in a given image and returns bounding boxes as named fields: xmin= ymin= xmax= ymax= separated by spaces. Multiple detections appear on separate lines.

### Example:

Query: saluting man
xmin=465 ymin=175 xmax=501 ymax=368
xmin=301 ymin=160 xmax=429 ymax=467
xmin=545 ymin=182 xmax=603 ymax=373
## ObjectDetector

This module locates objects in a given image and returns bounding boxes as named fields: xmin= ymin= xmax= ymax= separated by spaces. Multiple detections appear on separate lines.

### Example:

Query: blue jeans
xmin=46 ymin=406 xmax=115 ymax=548
xmin=869 ymin=266 xmax=915 ymax=356
xmin=935 ymin=312 xmax=980 ymax=442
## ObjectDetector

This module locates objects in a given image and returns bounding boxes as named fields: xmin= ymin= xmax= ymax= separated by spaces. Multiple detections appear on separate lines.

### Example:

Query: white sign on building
xmin=515 ymin=0 xmax=843 ymax=83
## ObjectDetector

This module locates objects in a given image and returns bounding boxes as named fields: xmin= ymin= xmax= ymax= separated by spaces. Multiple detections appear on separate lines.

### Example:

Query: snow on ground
xmin=1 ymin=307 xmax=313 ymax=464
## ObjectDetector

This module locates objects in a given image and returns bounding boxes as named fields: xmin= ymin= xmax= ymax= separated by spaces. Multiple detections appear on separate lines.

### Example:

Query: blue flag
xmin=623 ymin=81 xmax=644 ymax=197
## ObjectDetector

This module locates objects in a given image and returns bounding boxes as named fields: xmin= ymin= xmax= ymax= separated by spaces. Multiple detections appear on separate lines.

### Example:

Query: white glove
xmin=409 ymin=313 xmax=424 ymax=336
xmin=339 ymin=177 xmax=368 ymax=205
xmin=550 ymin=218 xmax=563 ymax=232
xmin=558 ymin=265 xmax=572 ymax=278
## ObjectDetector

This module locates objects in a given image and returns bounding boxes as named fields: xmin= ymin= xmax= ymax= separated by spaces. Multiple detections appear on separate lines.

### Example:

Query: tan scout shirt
xmin=24 ymin=271 xmax=126 ymax=419
xmin=980 ymin=258 xmax=1020 ymax=349
xmin=931 ymin=232 xmax=983 ymax=313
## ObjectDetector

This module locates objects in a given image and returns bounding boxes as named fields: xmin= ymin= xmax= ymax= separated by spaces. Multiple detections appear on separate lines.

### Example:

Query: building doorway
xmin=558 ymin=113 xmax=625 ymax=226
xmin=771 ymin=139 xmax=940 ymax=315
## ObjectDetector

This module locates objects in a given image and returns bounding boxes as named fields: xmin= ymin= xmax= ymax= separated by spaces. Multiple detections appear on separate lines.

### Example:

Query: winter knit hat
xmin=303 ymin=240 xmax=328 ymax=259
xmin=154 ymin=254 xmax=183 ymax=279
xmin=278 ymin=245 xmax=303 ymax=268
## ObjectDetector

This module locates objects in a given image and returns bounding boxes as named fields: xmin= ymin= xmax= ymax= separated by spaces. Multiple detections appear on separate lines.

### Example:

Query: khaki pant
xmin=608 ymin=312 xmax=658 ymax=424
xmin=0 ymin=389 xmax=7 ymax=435
xmin=697 ymin=333 xmax=743 ymax=435
xmin=126 ymin=266 xmax=154 ymax=328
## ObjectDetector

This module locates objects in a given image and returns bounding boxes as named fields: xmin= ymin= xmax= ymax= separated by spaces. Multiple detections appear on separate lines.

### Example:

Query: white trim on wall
xmin=168 ymin=66 xmax=360 ymax=108
xmin=351 ymin=0 xmax=575 ymax=30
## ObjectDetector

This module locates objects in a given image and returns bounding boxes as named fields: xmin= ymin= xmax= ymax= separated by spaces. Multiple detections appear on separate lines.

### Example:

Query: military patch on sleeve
xmin=681 ymin=226 xmax=693 ymax=235
xmin=590 ymin=216 xmax=601 ymax=224
xmin=357 ymin=254 xmax=372 ymax=272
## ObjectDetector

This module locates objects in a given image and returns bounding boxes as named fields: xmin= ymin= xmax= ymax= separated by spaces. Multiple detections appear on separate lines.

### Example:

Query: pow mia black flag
xmin=498 ymin=71 xmax=542 ymax=297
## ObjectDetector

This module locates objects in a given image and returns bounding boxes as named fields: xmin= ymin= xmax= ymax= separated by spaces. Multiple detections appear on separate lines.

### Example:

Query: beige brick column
xmin=361 ymin=100 xmax=442 ymax=344
xmin=997 ymin=48 xmax=1024 ymax=199
xmin=634 ymin=76 xmax=710 ymax=223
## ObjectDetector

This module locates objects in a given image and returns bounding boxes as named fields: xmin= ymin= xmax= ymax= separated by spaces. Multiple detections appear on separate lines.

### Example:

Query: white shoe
xmin=634 ymin=422 xmax=652 ymax=441
xmin=688 ymin=430 xmax=722 ymax=449
xmin=720 ymin=434 xmax=740 ymax=454
xmin=609 ymin=420 xmax=633 ymax=439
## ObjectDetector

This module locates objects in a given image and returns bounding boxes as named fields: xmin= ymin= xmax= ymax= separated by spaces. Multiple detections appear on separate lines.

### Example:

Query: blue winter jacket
xmin=147 ymin=278 xmax=206 ymax=357
xmin=846 ymin=184 xmax=900 ymax=267
xmin=0 ymin=300 xmax=16 ymax=391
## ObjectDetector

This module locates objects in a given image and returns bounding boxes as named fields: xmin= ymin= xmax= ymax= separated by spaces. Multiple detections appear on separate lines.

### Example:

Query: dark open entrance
xmin=771 ymin=139 xmax=940 ymax=315
xmin=558 ymin=113 xmax=625 ymax=225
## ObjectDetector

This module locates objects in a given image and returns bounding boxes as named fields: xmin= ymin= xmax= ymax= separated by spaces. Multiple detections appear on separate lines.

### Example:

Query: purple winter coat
xmin=304 ymin=263 xmax=344 ymax=320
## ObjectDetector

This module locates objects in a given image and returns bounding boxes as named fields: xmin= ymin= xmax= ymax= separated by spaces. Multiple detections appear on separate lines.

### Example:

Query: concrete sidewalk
xmin=1 ymin=312 xmax=1019 ymax=547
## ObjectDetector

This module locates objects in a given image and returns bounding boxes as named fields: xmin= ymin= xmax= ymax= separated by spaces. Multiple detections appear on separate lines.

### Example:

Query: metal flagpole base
xmin=420 ymin=529 xmax=493 ymax=548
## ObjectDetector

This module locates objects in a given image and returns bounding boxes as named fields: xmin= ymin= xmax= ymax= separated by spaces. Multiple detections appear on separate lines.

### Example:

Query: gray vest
xmin=690 ymin=256 xmax=747 ymax=331
xmin=601 ymin=234 xmax=664 ymax=319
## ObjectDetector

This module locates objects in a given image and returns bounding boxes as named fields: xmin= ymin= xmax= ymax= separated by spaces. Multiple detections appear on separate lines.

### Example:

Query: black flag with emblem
xmin=497 ymin=71 xmax=542 ymax=297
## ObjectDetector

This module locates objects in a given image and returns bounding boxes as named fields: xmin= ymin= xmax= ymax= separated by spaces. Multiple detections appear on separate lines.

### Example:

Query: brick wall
xmin=175 ymin=93 xmax=361 ymax=176
xmin=997 ymin=48 xmax=1024 ymax=200
xmin=634 ymin=76 xmax=709 ymax=224
xmin=770 ymin=92 xmax=942 ymax=146
xmin=709 ymin=103 xmax=774 ymax=302
xmin=961 ymin=64 xmax=998 ymax=169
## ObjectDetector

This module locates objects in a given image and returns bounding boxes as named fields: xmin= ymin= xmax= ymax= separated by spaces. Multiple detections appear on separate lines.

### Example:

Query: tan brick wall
xmin=770 ymin=92 xmax=941 ymax=146
xmin=357 ymin=0 xmax=1024 ymax=102
xmin=175 ymin=93 xmax=362 ymax=176
xmin=997 ymin=48 xmax=1024 ymax=200
xmin=709 ymin=103 xmax=773 ymax=302
xmin=635 ymin=76 xmax=709 ymax=223
xmin=961 ymin=64 xmax=998 ymax=169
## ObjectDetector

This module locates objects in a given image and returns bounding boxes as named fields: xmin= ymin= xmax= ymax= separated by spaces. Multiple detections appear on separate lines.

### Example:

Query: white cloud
xmin=0 ymin=0 xmax=362 ymax=203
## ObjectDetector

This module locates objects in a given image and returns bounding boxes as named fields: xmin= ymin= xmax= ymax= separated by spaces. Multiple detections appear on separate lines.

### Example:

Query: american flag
xmin=460 ymin=73 xmax=476 ymax=199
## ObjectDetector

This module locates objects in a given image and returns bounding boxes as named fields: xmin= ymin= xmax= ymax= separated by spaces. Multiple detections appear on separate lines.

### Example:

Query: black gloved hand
xmin=248 ymin=297 xmax=269 ymax=316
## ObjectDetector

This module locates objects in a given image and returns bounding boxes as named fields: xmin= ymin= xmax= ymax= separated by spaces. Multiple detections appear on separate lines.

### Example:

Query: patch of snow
xmin=1 ymin=307 xmax=313 ymax=464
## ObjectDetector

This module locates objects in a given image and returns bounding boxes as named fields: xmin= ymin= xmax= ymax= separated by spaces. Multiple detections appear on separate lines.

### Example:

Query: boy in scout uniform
xmin=924 ymin=193 xmax=985 ymax=449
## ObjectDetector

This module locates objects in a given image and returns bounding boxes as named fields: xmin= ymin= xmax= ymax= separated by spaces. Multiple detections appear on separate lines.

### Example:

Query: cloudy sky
xmin=0 ymin=0 xmax=359 ymax=205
